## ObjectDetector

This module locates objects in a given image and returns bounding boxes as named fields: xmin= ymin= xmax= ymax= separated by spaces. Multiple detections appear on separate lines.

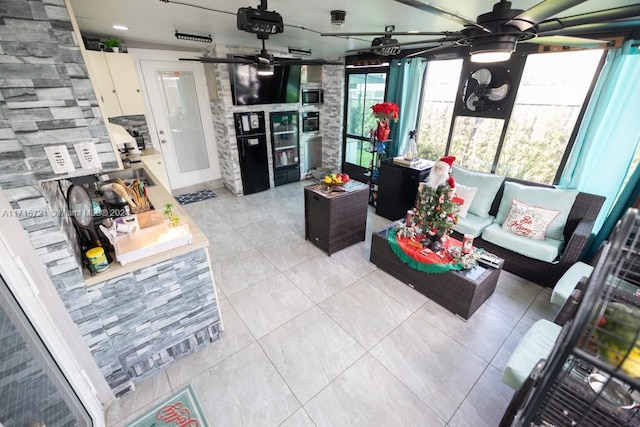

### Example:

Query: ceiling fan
xmin=180 ymin=0 xmax=343 ymax=74
xmin=322 ymin=0 xmax=640 ymax=61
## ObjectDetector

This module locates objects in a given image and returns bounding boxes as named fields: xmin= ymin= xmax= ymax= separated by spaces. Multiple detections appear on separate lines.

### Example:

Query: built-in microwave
xmin=301 ymin=89 xmax=324 ymax=105
xmin=302 ymin=112 xmax=320 ymax=132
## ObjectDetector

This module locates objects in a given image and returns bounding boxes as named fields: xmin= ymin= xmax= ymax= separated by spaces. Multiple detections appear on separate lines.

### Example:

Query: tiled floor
xmin=105 ymin=180 xmax=558 ymax=426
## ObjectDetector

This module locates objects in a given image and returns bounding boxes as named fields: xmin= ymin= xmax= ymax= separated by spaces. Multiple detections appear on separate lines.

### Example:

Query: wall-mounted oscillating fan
xmin=462 ymin=68 xmax=510 ymax=112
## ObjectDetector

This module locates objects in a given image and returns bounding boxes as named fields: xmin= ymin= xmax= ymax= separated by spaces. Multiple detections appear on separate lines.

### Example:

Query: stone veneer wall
xmin=109 ymin=114 xmax=151 ymax=151
xmin=209 ymin=44 xmax=345 ymax=195
xmin=0 ymin=0 xmax=221 ymax=398
xmin=320 ymin=65 xmax=344 ymax=169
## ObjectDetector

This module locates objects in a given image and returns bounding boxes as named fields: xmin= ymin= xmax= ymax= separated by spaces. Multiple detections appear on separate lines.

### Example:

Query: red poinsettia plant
xmin=371 ymin=102 xmax=400 ymax=122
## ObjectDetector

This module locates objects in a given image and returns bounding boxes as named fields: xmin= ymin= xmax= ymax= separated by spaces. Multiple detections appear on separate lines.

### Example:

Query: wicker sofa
xmin=451 ymin=176 xmax=605 ymax=288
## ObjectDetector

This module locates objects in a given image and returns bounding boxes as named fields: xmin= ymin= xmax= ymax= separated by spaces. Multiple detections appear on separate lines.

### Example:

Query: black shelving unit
xmin=270 ymin=111 xmax=301 ymax=186
xmin=366 ymin=134 xmax=389 ymax=207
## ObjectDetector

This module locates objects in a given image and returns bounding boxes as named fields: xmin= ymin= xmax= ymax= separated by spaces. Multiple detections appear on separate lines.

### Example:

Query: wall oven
xmin=302 ymin=112 xmax=320 ymax=132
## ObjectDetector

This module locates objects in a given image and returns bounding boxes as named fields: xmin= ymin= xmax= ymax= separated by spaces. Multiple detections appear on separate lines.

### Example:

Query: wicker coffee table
xmin=370 ymin=226 xmax=504 ymax=319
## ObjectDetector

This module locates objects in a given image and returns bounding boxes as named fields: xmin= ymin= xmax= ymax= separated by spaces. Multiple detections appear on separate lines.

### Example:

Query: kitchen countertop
xmin=83 ymin=162 xmax=208 ymax=286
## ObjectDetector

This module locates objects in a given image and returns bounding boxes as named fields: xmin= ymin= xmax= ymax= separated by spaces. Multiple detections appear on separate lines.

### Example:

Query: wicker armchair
xmin=499 ymin=278 xmax=587 ymax=427
xmin=452 ymin=177 xmax=605 ymax=288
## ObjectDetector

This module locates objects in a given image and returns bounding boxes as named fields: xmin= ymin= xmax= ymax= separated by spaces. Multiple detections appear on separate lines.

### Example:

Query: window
xmin=417 ymin=59 xmax=463 ymax=161
xmin=343 ymin=70 xmax=387 ymax=168
xmin=417 ymin=50 xmax=604 ymax=184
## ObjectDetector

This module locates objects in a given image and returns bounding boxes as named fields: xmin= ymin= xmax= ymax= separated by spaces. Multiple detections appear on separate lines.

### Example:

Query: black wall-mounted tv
xmin=229 ymin=61 xmax=301 ymax=106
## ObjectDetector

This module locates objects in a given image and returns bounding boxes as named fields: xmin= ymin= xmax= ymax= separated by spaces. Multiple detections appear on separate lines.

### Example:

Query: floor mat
xmin=175 ymin=189 xmax=217 ymax=205
xmin=126 ymin=385 xmax=209 ymax=427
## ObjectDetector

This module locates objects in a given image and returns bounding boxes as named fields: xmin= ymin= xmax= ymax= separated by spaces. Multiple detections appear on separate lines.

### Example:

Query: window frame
xmin=419 ymin=50 xmax=607 ymax=184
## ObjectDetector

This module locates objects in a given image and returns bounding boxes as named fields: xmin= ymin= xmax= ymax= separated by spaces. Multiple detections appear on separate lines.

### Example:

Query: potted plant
xmin=163 ymin=203 xmax=181 ymax=227
xmin=104 ymin=37 xmax=121 ymax=53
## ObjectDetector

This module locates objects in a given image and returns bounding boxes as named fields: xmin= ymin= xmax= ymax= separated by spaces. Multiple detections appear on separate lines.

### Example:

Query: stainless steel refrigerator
xmin=234 ymin=111 xmax=270 ymax=195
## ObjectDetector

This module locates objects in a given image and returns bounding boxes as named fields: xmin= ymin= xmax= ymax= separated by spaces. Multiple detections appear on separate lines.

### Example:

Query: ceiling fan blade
xmin=524 ymin=35 xmax=610 ymax=48
xmin=466 ymin=93 xmax=480 ymax=111
xmin=471 ymin=68 xmax=492 ymax=86
xmin=320 ymin=31 xmax=463 ymax=37
xmin=504 ymin=0 xmax=588 ymax=32
xmin=487 ymin=84 xmax=509 ymax=101
xmin=275 ymin=58 xmax=344 ymax=66
xmin=391 ymin=0 xmax=491 ymax=33
xmin=537 ymin=19 xmax=640 ymax=38
xmin=344 ymin=37 xmax=459 ymax=54
xmin=536 ymin=4 xmax=640 ymax=34
xmin=405 ymin=43 xmax=459 ymax=58
xmin=179 ymin=56 xmax=255 ymax=64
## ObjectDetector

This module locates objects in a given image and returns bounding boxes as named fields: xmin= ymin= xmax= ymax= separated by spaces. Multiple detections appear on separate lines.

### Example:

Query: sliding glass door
xmin=343 ymin=68 xmax=388 ymax=181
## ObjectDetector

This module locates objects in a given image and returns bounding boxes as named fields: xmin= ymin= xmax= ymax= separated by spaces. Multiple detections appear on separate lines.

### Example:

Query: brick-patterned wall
xmin=210 ymin=44 xmax=344 ymax=195
xmin=86 ymin=248 xmax=220 ymax=396
xmin=109 ymin=114 xmax=150 ymax=150
xmin=320 ymin=65 xmax=344 ymax=171
xmin=0 ymin=0 xmax=221 ymax=398
xmin=0 ymin=1 xmax=118 ymax=181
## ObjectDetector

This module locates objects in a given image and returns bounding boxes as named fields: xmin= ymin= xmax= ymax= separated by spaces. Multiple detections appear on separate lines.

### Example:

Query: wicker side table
xmin=304 ymin=181 xmax=369 ymax=255
xmin=370 ymin=226 xmax=504 ymax=319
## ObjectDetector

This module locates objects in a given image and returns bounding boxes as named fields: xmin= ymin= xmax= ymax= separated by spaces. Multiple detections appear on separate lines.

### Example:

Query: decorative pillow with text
xmin=501 ymin=198 xmax=561 ymax=240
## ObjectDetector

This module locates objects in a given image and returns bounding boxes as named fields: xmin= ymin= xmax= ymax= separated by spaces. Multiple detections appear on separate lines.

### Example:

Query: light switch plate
xmin=74 ymin=142 xmax=102 ymax=169
xmin=44 ymin=145 xmax=76 ymax=174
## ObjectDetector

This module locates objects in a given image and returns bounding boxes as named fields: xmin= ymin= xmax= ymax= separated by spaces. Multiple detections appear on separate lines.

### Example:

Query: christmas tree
xmin=414 ymin=182 xmax=459 ymax=238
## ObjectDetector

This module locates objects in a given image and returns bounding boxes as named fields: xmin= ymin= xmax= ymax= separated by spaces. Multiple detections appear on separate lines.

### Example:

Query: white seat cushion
xmin=482 ymin=224 xmax=563 ymax=263
xmin=502 ymin=320 xmax=562 ymax=389
xmin=550 ymin=262 xmax=594 ymax=305
xmin=454 ymin=213 xmax=495 ymax=238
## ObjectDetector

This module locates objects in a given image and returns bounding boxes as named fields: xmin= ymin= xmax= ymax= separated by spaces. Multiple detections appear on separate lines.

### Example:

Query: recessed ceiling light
xmin=113 ymin=25 xmax=129 ymax=31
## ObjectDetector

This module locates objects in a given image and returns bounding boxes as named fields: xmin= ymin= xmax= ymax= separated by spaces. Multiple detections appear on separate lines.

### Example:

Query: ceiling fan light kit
xmin=469 ymin=34 xmax=517 ymax=63
xmin=256 ymin=60 xmax=275 ymax=76
xmin=330 ymin=10 xmax=346 ymax=30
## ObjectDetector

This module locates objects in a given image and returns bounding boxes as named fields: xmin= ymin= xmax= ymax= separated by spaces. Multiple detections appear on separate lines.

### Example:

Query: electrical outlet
xmin=74 ymin=142 xmax=102 ymax=169
xmin=44 ymin=145 xmax=75 ymax=174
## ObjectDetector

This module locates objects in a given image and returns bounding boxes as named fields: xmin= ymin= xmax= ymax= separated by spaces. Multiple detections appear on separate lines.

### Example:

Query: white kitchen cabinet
xmin=85 ymin=51 xmax=146 ymax=117
xmin=142 ymin=153 xmax=171 ymax=190
xmin=85 ymin=50 xmax=122 ymax=117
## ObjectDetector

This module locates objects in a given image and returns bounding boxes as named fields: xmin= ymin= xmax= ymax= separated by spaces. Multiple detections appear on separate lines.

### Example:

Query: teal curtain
xmin=584 ymin=163 xmax=640 ymax=261
xmin=387 ymin=58 xmax=427 ymax=157
xmin=558 ymin=40 xmax=640 ymax=234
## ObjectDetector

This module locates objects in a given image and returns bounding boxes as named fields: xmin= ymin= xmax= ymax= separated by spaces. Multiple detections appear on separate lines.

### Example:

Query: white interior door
xmin=140 ymin=60 xmax=220 ymax=190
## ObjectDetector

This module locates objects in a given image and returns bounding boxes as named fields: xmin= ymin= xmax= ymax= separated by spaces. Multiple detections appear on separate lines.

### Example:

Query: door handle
xmin=161 ymin=140 xmax=167 ymax=144
xmin=159 ymin=130 xmax=165 ymax=135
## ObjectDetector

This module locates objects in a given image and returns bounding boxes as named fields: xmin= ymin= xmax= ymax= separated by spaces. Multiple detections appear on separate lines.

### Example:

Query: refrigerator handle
xmin=240 ymin=138 xmax=245 ymax=158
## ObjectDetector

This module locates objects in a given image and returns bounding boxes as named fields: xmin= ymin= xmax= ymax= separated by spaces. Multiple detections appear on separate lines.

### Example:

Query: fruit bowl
xmin=322 ymin=172 xmax=350 ymax=186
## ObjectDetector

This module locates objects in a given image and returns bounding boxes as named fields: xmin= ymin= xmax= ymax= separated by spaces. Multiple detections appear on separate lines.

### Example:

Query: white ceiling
xmin=68 ymin=0 xmax=640 ymax=58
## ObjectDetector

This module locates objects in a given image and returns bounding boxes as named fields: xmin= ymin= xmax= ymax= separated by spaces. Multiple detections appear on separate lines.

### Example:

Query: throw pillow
xmin=451 ymin=165 xmax=505 ymax=218
xmin=455 ymin=184 xmax=478 ymax=218
xmin=495 ymin=181 xmax=579 ymax=241
xmin=502 ymin=198 xmax=561 ymax=240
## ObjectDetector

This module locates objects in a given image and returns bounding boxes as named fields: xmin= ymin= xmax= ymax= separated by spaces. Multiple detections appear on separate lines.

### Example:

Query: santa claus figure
xmin=426 ymin=156 xmax=456 ymax=190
